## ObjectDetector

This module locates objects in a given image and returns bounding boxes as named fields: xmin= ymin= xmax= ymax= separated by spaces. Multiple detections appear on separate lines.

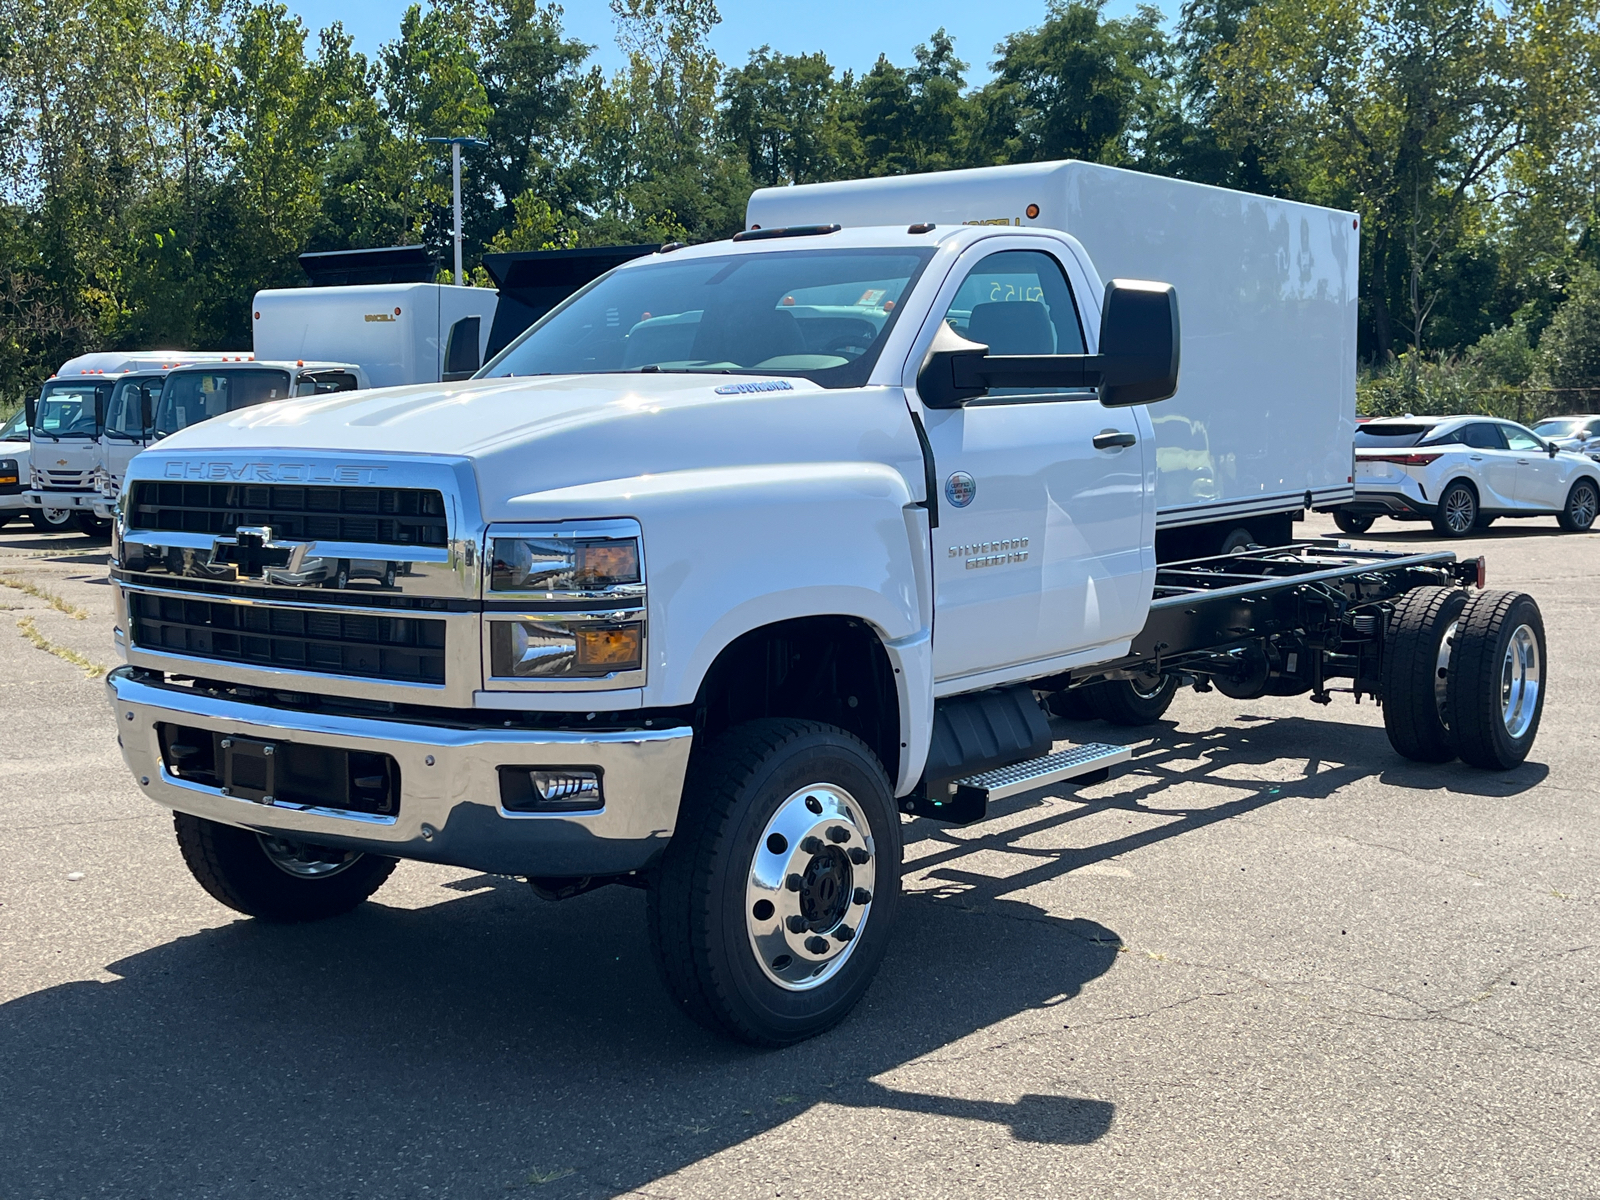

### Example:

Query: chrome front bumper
xmin=107 ymin=668 xmax=694 ymax=877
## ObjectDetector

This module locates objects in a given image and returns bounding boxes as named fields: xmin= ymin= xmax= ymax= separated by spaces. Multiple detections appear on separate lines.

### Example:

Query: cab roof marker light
xmin=908 ymin=222 xmax=936 ymax=234
xmin=731 ymin=224 xmax=843 ymax=243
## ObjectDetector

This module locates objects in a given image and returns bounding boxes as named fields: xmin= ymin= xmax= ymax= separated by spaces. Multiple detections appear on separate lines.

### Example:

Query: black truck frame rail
xmin=1071 ymin=539 xmax=1483 ymax=704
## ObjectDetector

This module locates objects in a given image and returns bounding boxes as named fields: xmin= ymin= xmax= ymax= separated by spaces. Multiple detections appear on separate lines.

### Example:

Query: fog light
xmin=498 ymin=766 xmax=603 ymax=812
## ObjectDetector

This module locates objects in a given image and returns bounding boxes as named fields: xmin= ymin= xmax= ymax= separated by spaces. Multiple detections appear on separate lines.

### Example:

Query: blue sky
xmin=280 ymin=0 xmax=1149 ymax=83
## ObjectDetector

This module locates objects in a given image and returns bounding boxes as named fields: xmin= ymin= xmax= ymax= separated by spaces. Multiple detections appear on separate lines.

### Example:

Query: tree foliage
xmin=2 ymin=0 xmax=1599 ymax=412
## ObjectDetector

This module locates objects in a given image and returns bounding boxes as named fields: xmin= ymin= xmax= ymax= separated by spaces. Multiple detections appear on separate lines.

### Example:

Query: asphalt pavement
xmin=0 ymin=511 xmax=1595 ymax=1198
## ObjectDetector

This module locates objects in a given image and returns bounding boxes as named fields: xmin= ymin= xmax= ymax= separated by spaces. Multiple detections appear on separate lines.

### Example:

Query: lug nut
xmin=800 ymin=836 xmax=824 ymax=854
xmin=804 ymin=936 xmax=829 ymax=955
xmin=833 ymin=924 xmax=855 ymax=942
xmin=786 ymin=915 xmax=807 ymax=933
xmin=853 ymin=887 xmax=872 ymax=905
xmin=826 ymin=825 xmax=850 ymax=843
xmin=786 ymin=873 xmax=803 ymax=892
xmin=848 ymin=847 xmax=870 ymax=865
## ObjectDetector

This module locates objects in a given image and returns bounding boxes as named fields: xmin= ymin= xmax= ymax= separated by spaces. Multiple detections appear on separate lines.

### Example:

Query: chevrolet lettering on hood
xmin=161 ymin=460 xmax=388 ymax=485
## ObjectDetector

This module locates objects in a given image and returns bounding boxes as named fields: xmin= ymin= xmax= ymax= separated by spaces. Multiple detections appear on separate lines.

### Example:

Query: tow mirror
xmin=140 ymin=390 xmax=155 ymax=433
xmin=24 ymin=396 xmax=37 ymax=430
xmin=916 ymin=278 xmax=1180 ymax=409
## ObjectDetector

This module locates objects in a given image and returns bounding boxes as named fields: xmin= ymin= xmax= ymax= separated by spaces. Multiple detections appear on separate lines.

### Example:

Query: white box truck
xmin=104 ymin=178 xmax=1543 ymax=1051
xmin=251 ymin=283 xmax=495 ymax=389
xmin=746 ymin=161 xmax=1359 ymax=557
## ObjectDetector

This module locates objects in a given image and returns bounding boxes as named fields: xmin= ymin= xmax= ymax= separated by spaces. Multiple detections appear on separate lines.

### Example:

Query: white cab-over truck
xmin=106 ymin=163 xmax=1547 ymax=1046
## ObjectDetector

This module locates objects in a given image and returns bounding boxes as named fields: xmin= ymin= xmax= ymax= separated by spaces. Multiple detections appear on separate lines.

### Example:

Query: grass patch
xmin=16 ymin=615 xmax=107 ymax=676
xmin=0 ymin=573 xmax=90 ymax=619
xmin=524 ymin=1167 xmax=575 ymax=1186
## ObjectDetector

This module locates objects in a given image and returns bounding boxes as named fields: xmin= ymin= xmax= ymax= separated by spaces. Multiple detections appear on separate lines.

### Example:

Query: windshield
xmin=1534 ymin=418 xmax=1581 ymax=437
xmin=34 ymin=381 xmax=112 ymax=438
xmin=481 ymin=247 xmax=936 ymax=389
xmin=1354 ymin=421 xmax=1436 ymax=449
xmin=2 ymin=407 xmax=28 ymax=441
xmin=154 ymin=369 xmax=292 ymax=439
xmin=105 ymin=375 xmax=165 ymax=439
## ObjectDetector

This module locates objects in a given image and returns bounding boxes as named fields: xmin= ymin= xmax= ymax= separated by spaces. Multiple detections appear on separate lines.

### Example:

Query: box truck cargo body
xmin=746 ymin=161 xmax=1358 ymax=553
xmin=251 ymin=283 xmax=496 ymax=389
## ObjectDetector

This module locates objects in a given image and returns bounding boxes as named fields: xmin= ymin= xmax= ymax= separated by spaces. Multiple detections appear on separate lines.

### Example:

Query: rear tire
xmin=1218 ymin=526 xmax=1257 ymax=553
xmin=646 ymin=719 xmax=901 ymax=1046
xmin=1090 ymin=674 xmax=1178 ymax=725
xmin=1557 ymin=478 xmax=1598 ymax=532
xmin=28 ymin=507 xmax=74 ymax=533
xmin=73 ymin=512 xmax=110 ymax=540
xmin=1333 ymin=510 xmax=1374 ymax=535
xmin=1381 ymin=586 xmax=1468 ymax=763
xmin=1444 ymin=590 xmax=1545 ymax=770
xmin=1431 ymin=481 xmax=1477 ymax=537
xmin=173 ymin=812 xmax=396 ymax=921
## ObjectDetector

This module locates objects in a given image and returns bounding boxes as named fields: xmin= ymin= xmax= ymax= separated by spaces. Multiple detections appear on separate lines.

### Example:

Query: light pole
xmin=424 ymin=136 xmax=488 ymax=285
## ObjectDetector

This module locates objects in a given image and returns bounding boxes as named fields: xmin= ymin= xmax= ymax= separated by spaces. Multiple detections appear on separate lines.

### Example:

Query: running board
xmin=904 ymin=742 xmax=1133 ymax=824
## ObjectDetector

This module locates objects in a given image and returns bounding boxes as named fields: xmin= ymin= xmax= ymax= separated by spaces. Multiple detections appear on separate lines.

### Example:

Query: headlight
xmin=483 ymin=521 xmax=646 ymax=686
xmin=490 ymin=536 xmax=641 ymax=596
xmin=489 ymin=616 xmax=643 ymax=678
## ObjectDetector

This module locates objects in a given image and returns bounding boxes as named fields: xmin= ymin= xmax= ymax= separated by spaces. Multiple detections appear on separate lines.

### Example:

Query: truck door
xmin=906 ymin=241 xmax=1155 ymax=686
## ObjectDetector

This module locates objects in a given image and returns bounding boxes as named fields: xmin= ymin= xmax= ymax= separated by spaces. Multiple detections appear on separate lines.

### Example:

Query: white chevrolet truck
xmin=106 ymin=162 xmax=1547 ymax=1046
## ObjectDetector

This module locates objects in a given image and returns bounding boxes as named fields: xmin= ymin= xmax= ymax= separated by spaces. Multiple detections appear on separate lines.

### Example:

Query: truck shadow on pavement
xmin=0 ymin=708 xmax=1543 ymax=1197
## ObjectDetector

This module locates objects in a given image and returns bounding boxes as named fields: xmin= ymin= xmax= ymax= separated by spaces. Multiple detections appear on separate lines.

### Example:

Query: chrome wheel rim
xmin=746 ymin=783 xmax=876 ymax=991
xmin=1500 ymin=624 xmax=1540 ymax=739
xmin=1443 ymin=488 xmax=1475 ymax=533
xmin=1130 ymin=672 xmax=1168 ymax=700
xmin=1434 ymin=619 xmax=1458 ymax=724
xmin=258 ymin=834 xmax=362 ymax=878
xmin=1571 ymin=484 xmax=1597 ymax=528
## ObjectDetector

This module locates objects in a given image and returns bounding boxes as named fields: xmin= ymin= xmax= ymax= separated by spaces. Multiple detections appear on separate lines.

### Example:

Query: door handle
xmin=1470 ymin=455 xmax=1484 ymax=461
xmin=1517 ymin=458 xmax=1530 ymax=465
xmin=1093 ymin=431 xmax=1137 ymax=450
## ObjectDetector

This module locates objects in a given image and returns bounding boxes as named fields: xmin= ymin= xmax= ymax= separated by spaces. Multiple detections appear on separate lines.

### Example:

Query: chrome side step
xmin=904 ymin=742 xmax=1132 ymax=824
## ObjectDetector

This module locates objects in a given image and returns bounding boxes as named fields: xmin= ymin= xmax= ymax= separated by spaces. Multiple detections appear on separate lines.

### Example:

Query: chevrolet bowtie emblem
xmin=209 ymin=525 xmax=292 ymax=578
xmin=56 ymin=459 xmax=68 ymax=466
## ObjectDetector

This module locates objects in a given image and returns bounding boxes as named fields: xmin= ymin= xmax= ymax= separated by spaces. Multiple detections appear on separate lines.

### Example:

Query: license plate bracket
xmin=220 ymin=735 xmax=280 ymax=804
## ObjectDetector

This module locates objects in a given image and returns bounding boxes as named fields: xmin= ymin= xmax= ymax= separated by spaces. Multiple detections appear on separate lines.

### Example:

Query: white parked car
xmin=1337 ymin=415 xmax=1600 ymax=536
xmin=1533 ymin=413 xmax=1600 ymax=459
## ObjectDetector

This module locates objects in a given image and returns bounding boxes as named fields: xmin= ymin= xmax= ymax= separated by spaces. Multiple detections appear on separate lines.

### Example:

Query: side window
xmin=1460 ymin=423 xmax=1507 ymax=450
xmin=1504 ymin=425 xmax=1542 ymax=452
xmin=443 ymin=316 xmax=482 ymax=381
xmin=942 ymin=249 xmax=1085 ymax=398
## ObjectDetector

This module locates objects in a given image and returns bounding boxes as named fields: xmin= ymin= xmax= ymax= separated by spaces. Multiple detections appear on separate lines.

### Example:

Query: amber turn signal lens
xmin=575 ymin=541 xmax=640 ymax=587
xmin=575 ymin=626 xmax=642 ymax=670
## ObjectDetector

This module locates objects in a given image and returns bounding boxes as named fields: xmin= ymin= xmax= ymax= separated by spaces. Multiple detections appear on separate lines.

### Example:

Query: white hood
xmin=145 ymin=373 xmax=921 ymax=522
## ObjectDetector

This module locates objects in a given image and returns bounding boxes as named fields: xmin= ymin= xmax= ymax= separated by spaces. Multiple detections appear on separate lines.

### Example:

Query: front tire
xmin=28 ymin=507 xmax=74 ymax=533
xmin=1557 ymin=477 xmax=1598 ymax=532
xmin=647 ymin=719 xmax=902 ymax=1046
xmin=1334 ymin=510 xmax=1375 ymax=535
xmin=173 ymin=813 xmax=396 ymax=921
xmin=1444 ymin=590 xmax=1545 ymax=770
xmin=1431 ymin=481 xmax=1478 ymax=537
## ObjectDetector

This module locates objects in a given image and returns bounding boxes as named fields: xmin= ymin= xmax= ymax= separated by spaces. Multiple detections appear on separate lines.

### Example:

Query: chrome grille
xmin=126 ymin=482 xmax=449 ymax=546
xmin=127 ymin=592 xmax=447 ymax=685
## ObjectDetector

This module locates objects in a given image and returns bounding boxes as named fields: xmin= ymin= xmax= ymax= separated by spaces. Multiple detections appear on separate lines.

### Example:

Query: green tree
xmin=1535 ymin=265 xmax=1600 ymax=405
xmin=720 ymin=47 xmax=850 ymax=187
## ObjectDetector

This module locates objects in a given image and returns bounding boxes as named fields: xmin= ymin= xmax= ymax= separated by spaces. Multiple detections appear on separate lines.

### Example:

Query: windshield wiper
xmin=33 ymin=428 xmax=58 ymax=441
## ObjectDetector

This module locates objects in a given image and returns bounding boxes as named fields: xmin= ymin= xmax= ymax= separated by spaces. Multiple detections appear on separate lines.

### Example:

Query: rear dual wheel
xmin=1382 ymin=587 xmax=1544 ymax=770
xmin=1046 ymin=673 xmax=1178 ymax=726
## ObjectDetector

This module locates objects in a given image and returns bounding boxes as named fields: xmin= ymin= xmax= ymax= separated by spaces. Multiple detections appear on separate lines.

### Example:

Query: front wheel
xmin=1334 ymin=510 xmax=1375 ymax=535
xmin=28 ymin=507 xmax=74 ymax=533
xmin=647 ymin=719 xmax=901 ymax=1046
xmin=1431 ymin=482 xmax=1478 ymax=537
xmin=1557 ymin=477 xmax=1598 ymax=532
xmin=173 ymin=812 xmax=396 ymax=921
